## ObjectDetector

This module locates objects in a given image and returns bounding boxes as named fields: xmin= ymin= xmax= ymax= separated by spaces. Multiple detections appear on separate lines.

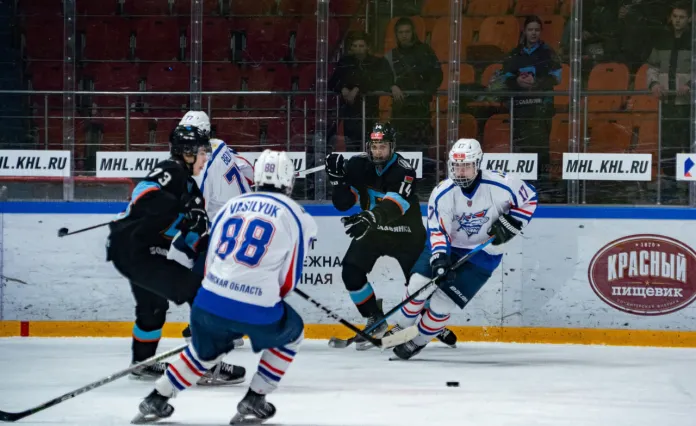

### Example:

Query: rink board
xmin=2 ymin=202 xmax=696 ymax=346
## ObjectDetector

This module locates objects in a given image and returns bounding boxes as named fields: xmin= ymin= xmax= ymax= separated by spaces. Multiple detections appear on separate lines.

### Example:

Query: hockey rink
xmin=0 ymin=337 xmax=694 ymax=425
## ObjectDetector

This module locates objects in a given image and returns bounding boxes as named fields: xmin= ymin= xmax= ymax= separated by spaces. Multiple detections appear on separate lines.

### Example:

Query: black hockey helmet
xmin=368 ymin=122 xmax=396 ymax=165
xmin=169 ymin=125 xmax=211 ymax=157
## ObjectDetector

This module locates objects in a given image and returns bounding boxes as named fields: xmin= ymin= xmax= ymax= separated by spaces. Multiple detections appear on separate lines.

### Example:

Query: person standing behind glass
xmin=329 ymin=31 xmax=392 ymax=152
xmin=502 ymin=15 xmax=562 ymax=199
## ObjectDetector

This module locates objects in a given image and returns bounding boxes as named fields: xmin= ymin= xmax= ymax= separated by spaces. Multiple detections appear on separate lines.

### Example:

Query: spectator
xmin=646 ymin=3 xmax=692 ymax=204
xmin=328 ymin=31 xmax=392 ymax=151
xmin=383 ymin=17 xmax=442 ymax=151
xmin=560 ymin=0 xmax=620 ymax=66
xmin=617 ymin=0 xmax=670 ymax=68
xmin=503 ymin=15 xmax=562 ymax=199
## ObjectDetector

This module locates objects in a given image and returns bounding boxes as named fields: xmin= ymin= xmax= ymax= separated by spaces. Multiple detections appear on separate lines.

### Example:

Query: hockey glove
xmin=181 ymin=195 xmax=209 ymax=235
xmin=430 ymin=252 xmax=455 ymax=284
xmin=325 ymin=153 xmax=346 ymax=185
xmin=488 ymin=213 xmax=523 ymax=246
xmin=168 ymin=230 xmax=209 ymax=269
xmin=341 ymin=210 xmax=379 ymax=240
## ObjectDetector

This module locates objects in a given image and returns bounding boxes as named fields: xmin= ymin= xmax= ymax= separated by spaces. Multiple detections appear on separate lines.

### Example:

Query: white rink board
xmin=3 ymin=212 xmax=696 ymax=330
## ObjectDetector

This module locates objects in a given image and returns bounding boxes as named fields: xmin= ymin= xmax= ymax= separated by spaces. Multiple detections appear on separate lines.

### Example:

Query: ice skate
xmin=436 ymin=327 xmax=457 ymax=348
xmin=129 ymin=362 xmax=168 ymax=381
xmin=197 ymin=362 xmax=246 ymax=386
xmin=229 ymin=389 xmax=276 ymax=424
xmin=131 ymin=389 xmax=174 ymax=424
xmin=354 ymin=313 xmax=388 ymax=351
xmin=392 ymin=339 xmax=427 ymax=360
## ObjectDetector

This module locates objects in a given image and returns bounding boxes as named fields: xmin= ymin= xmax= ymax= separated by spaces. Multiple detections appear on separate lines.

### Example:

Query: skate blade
xmin=129 ymin=374 xmax=160 ymax=382
xmin=230 ymin=413 xmax=271 ymax=425
xmin=131 ymin=412 xmax=165 ymax=424
xmin=328 ymin=337 xmax=353 ymax=349
xmin=197 ymin=376 xmax=245 ymax=387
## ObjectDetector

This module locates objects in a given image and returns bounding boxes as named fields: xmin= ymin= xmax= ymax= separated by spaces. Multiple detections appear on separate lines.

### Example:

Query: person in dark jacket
xmin=329 ymin=31 xmax=392 ymax=151
xmin=503 ymin=15 xmax=562 ymax=199
xmin=384 ymin=17 xmax=443 ymax=152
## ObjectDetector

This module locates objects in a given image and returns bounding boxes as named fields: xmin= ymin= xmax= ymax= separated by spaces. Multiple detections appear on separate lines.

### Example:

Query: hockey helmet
xmin=169 ymin=125 xmax=211 ymax=158
xmin=179 ymin=111 xmax=211 ymax=136
xmin=448 ymin=138 xmax=483 ymax=187
xmin=368 ymin=122 xmax=396 ymax=165
xmin=254 ymin=149 xmax=295 ymax=196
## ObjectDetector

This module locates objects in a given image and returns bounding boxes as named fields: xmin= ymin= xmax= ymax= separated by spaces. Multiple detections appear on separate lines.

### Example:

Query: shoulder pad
xmin=397 ymin=157 xmax=415 ymax=171
xmin=483 ymin=169 xmax=507 ymax=180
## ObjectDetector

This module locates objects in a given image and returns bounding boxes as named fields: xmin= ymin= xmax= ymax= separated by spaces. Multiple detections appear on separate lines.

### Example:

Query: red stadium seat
xmin=237 ymin=18 xmax=293 ymax=63
xmin=202 ymin=63 xmax=243 ymax=110
xmin=243 ymin=65 xmax=293 ymax=109
xmin=203 ymin=18 xmax=232 ymax=61
xmin=133 ymin=18 xmax=184 ymax=61
xmin=76 ymin=0 xmax=119 ymax=15
xmin=22 ymin=18 xmax=63 ymax=60
xmin=293 ymin=17 xmax=340 ymax=62
xmin=231 ymin=0 xmax=276 ymax=15
xmin=145 ymin=64 xmax=190 ymax=109
xmin=26 ymin=62 xmax=63 ymax=109
xmin=83 ymin=18 xmax=132 ymax=60
xmin=123 ymin=0 xmax=173 ymax=15
xmin=17 ymin=0 xmax=63 ymax=16
xmin=34 ymin=118 xmax=63 ymax=151
xmin=173 ymin=0 xmax=220 ymax=16
xmin=83 ymin=63 xmax=144 ymax=108
xmin=215 ymin=114 xmax=261 ymax=148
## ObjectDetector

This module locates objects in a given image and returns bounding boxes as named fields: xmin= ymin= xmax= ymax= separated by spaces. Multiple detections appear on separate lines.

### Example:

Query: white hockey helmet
xmin=448 ymin=138 xmax=483 ymax=187
xmin=179 ymin=111 xmax=211 ymax=136
xmin=254 ymin=149 xmax=295 ymax=196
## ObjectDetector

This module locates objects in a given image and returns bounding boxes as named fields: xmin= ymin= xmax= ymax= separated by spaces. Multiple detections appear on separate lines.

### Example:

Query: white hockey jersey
xmin=194 ymin=191 xmax=318 ymax=324
xmin=197 ymin=139 xmax=254 ymax=218
xmin=427 ymin=170 xmax=538 ymax=271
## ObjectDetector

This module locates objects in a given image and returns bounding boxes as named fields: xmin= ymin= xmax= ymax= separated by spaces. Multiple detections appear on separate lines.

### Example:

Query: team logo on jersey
xmin=455 ymin=209 xmax=490 ymax=237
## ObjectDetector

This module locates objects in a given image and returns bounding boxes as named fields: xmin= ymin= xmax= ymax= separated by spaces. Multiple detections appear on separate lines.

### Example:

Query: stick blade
xmin=0 ymin=410 xmax=24 ymax=422
xmin=379 ymin=326 xmax=419 ymax=349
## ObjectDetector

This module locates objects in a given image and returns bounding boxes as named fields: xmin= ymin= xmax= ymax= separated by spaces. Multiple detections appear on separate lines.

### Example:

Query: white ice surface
xmin=0 ymin=338 xmax=695 ymax=425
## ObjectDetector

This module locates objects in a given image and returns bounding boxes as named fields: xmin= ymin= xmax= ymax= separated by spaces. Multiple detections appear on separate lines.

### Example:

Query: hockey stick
xmin=295 ymin=165 xmax=325 ymax=178
xmin=57 ymin=221 xmax=111 ymax=237
xmin=328 ymin=236 xmax=495 ymax=349
xmin=0 ymin=344 xmax=187 ymax=422
xmin=293 ymin=288 xmax=418 ymax=349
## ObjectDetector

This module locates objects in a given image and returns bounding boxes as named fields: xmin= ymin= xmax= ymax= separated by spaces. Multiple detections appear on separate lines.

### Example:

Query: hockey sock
xmin=349 ymin=282 xmax=380 ymax=318
xmin=394 ymin=274 xmax=437 ymax=329
xmin=155 ymin=345 xmax=217 ymax=397
xmin=250 ymin=331 xmax=303 ymax=395
xmin=413 ymin=289 xmax=454 ymax=347
xmin=132 ymin=325 xmax=162 ymax=363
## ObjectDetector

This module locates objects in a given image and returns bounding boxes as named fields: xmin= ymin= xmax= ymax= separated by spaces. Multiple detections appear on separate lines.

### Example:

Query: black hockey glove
xmin=181 ymin=195 xmax=209 ymax=236
xmin=488 ymin=213 xmax=523 ymax=246
xmin=341 ymin=210 xmax=379 ymax=240
xmin=325 ymin=153 xmax=346 ymax=185
xmin=430 ymin=252 xmax=455 ymax=284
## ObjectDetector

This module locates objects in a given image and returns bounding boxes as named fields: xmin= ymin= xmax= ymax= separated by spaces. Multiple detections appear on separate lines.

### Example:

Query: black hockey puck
xmin=446 ymin=381 xmax=460 ymax=387
xmin=57 ymin=227 xmax=69 ymax=237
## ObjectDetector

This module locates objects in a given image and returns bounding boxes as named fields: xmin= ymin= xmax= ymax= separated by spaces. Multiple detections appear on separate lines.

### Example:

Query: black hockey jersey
xmin=108 ymin=159 xmax=203 ymax=253
xmin=332 ymin=153 xmax=424 ymax=234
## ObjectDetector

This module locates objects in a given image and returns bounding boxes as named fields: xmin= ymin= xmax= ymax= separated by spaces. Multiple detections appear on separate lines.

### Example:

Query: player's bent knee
xmin=135 ymin=306 xmax=168 ymax=331
xmin=341 ymin=262 xmax=368 ymax=291
xmin=429 ymin=289 xmax=458 ymax=316
xmin=406 ymin=273 xmax=436 ymax=300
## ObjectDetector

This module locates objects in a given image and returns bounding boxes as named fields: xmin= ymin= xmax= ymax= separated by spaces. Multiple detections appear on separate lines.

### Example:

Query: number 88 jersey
xmin=195 ymin=191 xmax=318 ymax=324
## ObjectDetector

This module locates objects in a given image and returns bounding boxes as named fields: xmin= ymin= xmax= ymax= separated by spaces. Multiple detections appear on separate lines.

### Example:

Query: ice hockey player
xmin=107 ymin=125 xmax=245 ymax=385
xmin=133 ymin=150 xmax=318 ymax=425
xmin=179 ymin=110 xmax=254 ymax=218
xmin=324 ymin=122 xmax=426 ymax=350
xmin=388 ymin=138 xmax=538 ymax=360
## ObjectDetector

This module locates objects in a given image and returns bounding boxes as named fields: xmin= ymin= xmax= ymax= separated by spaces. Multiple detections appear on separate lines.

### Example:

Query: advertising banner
xmin=0 ymin=150 xmax=71 ymax=177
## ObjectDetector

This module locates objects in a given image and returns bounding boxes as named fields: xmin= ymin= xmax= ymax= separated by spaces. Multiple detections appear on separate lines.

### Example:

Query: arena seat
xmin=123 ymin=0 xmax=173 ymax=16
xmin=23 ymin=18 xmax=63 ymax=60
xmin=83 ymin=18 xmax=132 ymax=60
xmin=134 ymin=18 xmax=184 ymax=61
xmin=293 ymin=17 xmax=340 ymax=62
xmin=587 ymin=63 xmax=629 ymax=112
xmin=629 ymin=64 xmax=658 ymax=112
xmin=466 ymin=0 xmax=511 ymax=16
xmin=243 ymin=65 xmax=293 ymax=109
xmin=514 ymin=0 xmax=558 ymax=16
xmin=202 ymin=63 xmax=243 ymax=110
xmin=467 ymin=16 xmax=520 ymax=62
xmin=203 ymin=17 xmax=231 ymax=61
xmin=83 ymin=62 xmax=144 ymax=108
xmin=237 ymin=17 xmax=293 ymax=63
xmin=483 ymin=114 xmax=511 ymax=153
xmin=145 ymin=63 xmax=190 ymax=109
xmin=17 ymin=0 xmax=63 ymax=16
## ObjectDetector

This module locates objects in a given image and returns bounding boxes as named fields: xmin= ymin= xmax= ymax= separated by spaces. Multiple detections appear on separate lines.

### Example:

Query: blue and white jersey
xmin=427 ymin=170 xmax=538 ymax=271
xmin=195 ymin=139 xmax=254 ymax=218
xmin=194 ymin=192 xmax=318 ymax=324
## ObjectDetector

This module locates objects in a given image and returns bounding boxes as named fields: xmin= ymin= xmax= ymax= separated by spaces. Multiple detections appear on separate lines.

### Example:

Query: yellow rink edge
xmin=1 ymin=321 xmax=695 ymax=348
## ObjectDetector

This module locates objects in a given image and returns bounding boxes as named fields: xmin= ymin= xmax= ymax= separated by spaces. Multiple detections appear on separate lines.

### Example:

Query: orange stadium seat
xmin=384 ymin=16 xmax=427 ymax=52
xmin=422 ymin=0 xmax=460 ymax=17
xmin=83 ymin=63 xmax=144 ymax=108
xmin=123 ymin=0 xmax=173 ymax=15
xmin=293 ymin=17 xmax=340 ymax=62
xmin=514 ymin=0 xmax=558 ymax=16
xmin=538 ymin=15 xmax=564 ymax=52
xmin=202 ymin=63 xmax=243 ymax=110
xmin=238 ymin=18 xmax=293 ymax=63
xmin=17 ymin=0 xmax=63 ymax=16
xmin=435 ymin=64 xmax=475 ymax=111
xmin=432 ymin=113 xmax=479 ymax=153
xmin=629 ymin=63 xmax=658 ymax=111
xmin=82 ymin=18 xmax=132 ymax=60
xmin=203 ymin=17 xmax=232 ymax=61
xmin=483 ymin=114 xmax=511 ymax=153
xmin=243 ymin=65 xmax=293 ymax=109
xmin=586 ymin=113 xmax=633 ymax=153
xmin=560 ymin=0 xmax=573 ymax=16
xmin=480 ymin=63 xmax=503 ymax=86
xmin=145 ymin=64 xmax=190 ymax=109
xmin=22 ymin=18 xmax=63 ymax=60
xmin=467 ymin=16 xmax=520 ymax=62
xmin=430 ymin=17 xmax=474 ymax=61
xmin=134 ymin=18 xmax=184 ymax=61
xmin=466 ymin=0 xmax=510 ymax=16
xmin=549 ymin=114 xmax=570 ymax=180
xmin=554 ymin=63 xmax=570 ymax=108
xmin=587 ymin=63 xmax=629 ymax=112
